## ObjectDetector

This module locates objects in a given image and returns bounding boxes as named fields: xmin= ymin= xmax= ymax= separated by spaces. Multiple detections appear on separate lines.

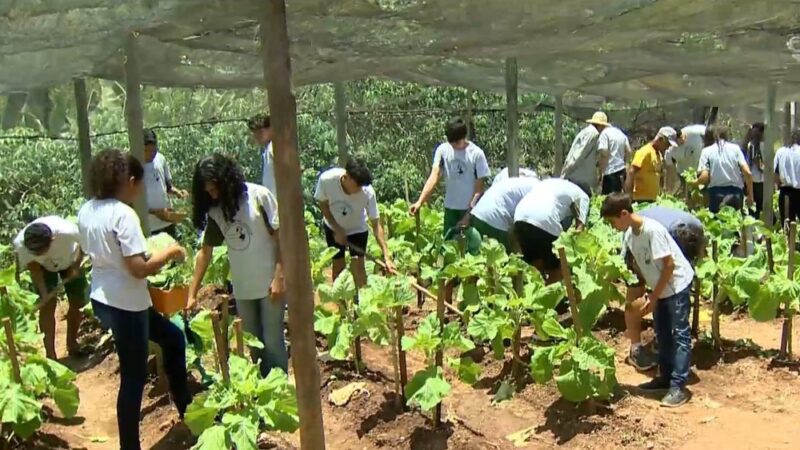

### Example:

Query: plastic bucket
xmin=149 ymin=285 xmax=189 ymax=315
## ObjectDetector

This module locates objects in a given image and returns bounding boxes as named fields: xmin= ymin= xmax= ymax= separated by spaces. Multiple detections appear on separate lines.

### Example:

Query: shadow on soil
xmin=534 ymin=398 xmax=612 ymax=445
xmin=149 ymin=423 xmax=196 ymax=450
xmin=408 ymin=422 xmax=454 ymax=450
xmin=358 ymin=392 xmax=404 ymax=437
xmin=693 ymin=337 xmax=774 ymax=370
xmin=26 ymin=432 xmax=77 ymax=450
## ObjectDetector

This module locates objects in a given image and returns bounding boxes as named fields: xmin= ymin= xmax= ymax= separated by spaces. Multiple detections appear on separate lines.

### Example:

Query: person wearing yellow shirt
xmin=627 ymin=127 xmax=677 ymax=202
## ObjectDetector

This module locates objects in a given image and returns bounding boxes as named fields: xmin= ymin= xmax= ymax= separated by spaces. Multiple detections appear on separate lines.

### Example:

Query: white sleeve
xmin=735 ymin=147 xmax=747 ymax=166
xmin=597 ymin=131 xmax=610 ymax=152
xmin=259 ymin=189 xmax=280 ymax=230
xmin=63 ymin=221 xmax=83 ymax=251
xmin=474 ymin=149 xmax=491 ymax=178
xmin=313 ymin=174 xmax=327 ymax=202
xmin=697 ymin=149 xmax=709 ymax=171
xmin=163 ymin=159 xmax=173 ymax=187
xmin=12 ymin=233 xmax=33 ymax=267
xmin=432 ymin=145 xmax=443 ymax=169
xmin=650 ymin=226 xmax=673 ymax=261
xmin=575 ymin=191 xmax=590 ymax=223
xmin=365 ymin=187 xmax=380 ymax=220
xmin=115 ymin=208 xmax=148 ymax=257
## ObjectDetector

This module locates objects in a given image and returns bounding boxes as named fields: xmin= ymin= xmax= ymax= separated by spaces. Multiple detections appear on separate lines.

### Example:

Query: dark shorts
xmin=708 ymin=186 xmax=743 ymax=214
xmin=323 ymin=224 xmax=369 ymax=260
xmin=513 ymin=221 xmax=559 ymax=270
xmin=42 ymin=268 xmax=89 ymax=306
xmin=444 ymin=208 xmax=468 ymax=236
xmin=602 ymin=169 xmax=626 ymax=195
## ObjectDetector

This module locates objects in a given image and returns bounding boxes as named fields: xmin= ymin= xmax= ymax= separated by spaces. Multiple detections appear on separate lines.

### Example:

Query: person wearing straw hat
xmin=561 ymin=111 xmax=609 ymax=195
xmin=626 ymin=127 xmax=677 ymax=203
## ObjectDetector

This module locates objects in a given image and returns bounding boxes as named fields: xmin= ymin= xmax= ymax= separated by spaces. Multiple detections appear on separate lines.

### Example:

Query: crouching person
xmin=602 ymin=193 xmax=694 ymax=407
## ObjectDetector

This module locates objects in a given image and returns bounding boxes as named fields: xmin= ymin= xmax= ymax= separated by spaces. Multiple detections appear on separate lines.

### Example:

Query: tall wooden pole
xmin=554 ymin=94 xmax=564 ymax=175
xmin=783 ymin=102 xmax=792 ymax=145
xmin=124 ymin=33 xmax=150 ymax=235
xmin=334 ymin=81 xmax=349 ymax=166
xmin=261 ymin=2 xmax=326 ymax=448
xmin=505 ymin=58 xmax=519 ymax=177
xmin=73 ymin=78 xmax=92 ymax=198
xmin=763 ymin=84 xmax=778 ymax=227
xmin=464 ymin=89 xmax=474 ymax=140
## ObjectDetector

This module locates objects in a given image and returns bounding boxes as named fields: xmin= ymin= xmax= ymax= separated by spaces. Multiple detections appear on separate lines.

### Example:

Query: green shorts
xmin=42 ymin=269 xmax=89 ymax=306
xmin=472 ymin=217 xmax=510 ymax=251
xmin=443 ymin=208 xmax=468 ymax=236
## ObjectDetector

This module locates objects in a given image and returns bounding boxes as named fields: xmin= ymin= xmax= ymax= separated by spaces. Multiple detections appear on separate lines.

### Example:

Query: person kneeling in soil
xmin=13 ymin=216 xmax=88 ymax=359
xmin=512 ymin=178 xmax=589 ymax=283
xmin=187 ymin=154 xmax=288 ymax=377
xmin=602 ymin=193 xmax=694 ymax=407
xmin=78 ymin=149 xmax=191 ymax=450
xmin=623 ymin=204 xmax=705 ymax=371
xmin=315 ymin=158 xmax=395 ymax=286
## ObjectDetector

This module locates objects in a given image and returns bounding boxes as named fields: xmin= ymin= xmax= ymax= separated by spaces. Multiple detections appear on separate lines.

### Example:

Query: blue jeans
xmin=653 ymin=287 xmax=692 ymax=388
xmin=708 ymin=186 xmax=743 ymax=213
xmin=235 ymin=297 xmax=288 ymax=376
xmin=92 ymin=301 xmax=191 ymax=450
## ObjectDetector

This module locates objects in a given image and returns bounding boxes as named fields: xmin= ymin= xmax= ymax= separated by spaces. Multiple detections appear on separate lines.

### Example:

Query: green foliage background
xmin=0 ymin=79 xmax=580 ymax=242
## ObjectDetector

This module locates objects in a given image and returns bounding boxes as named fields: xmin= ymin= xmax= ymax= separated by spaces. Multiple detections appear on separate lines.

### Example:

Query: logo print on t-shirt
xmin=452 ymin=160 xmax=467 ymax=178
xmin=330 ymin=200 xmax=354 ymax=221
xmin=224 ymin=221 xmax=252 ymax=251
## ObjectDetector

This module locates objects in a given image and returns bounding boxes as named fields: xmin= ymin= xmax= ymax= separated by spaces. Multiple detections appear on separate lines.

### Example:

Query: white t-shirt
xmin=145 ymin=153 xmax=173 ymax=232
xmin=513 ymin=178 xmax=589 ymax=237
xmin=14 ymin=216 xmax=81 ymax=273
xmin=561 ymin=125 xmax=600 ymax=188
xmin=78 ymin=199 xmax=150 ymax=312
xmin=623 ymin=218 xmax=694 ymax=299
xmin=261 ymin=142 xmax=276 ymax=196
xmin=745 ymin=142 xmax=764 ymax=183
xmin=697 ymin=141 xmax=747 ymax=189
xmin=666 ymin=124 xmax=706 ymax=175
xmin=598 ymin=126 xmax=629 ymax=175
xmin=314 ymin=168 xmax=380 ymax=235
xmin=775 ymin=145 xmax=800 ymax=188
xmin=432 ymin=141 xmax=491 ymax=210
xmin=492 ymin=167 xmax=538 ymax=185
xmin=208 ymin=183 xmax=279 ymax=301
xmin=472 ymin=177 xmax=539 ymax=232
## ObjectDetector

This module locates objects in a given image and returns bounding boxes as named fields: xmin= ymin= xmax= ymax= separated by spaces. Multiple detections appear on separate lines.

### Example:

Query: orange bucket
xmin=149 ymin=285 xmax=189 ymax=315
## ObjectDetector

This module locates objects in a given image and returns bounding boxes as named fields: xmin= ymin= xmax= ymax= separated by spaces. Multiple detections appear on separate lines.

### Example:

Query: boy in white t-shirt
xmin=602 ymin=193 xmax=694 ymax=408
xmin=143 ymin=129 xmax=188 ymax=238
xmin=247 ymin=114 xmax=276 ymax=195
xmin=315 ymin=158 xmax=394 ymax=287
xmin=410 ymin=118 xmax=491 ymax=233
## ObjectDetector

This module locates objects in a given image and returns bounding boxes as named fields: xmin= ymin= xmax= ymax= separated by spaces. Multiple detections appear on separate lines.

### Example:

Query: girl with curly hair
xmin=77 ymin=149 xmax=190 ymax=450
xmin=187 ymin=153 xmax=287 ymax=377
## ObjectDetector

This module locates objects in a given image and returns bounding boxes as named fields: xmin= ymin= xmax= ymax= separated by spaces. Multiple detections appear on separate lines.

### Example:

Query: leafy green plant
xmin=146 ymin=234 xmax=194 ymax=290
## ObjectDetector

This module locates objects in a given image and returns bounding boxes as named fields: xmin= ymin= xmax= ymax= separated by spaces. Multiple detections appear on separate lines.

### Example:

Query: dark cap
xmin=143 ymin=128 xmax=157 ymax=145
xmin=24 ymin=223 xmax=53 ymax=253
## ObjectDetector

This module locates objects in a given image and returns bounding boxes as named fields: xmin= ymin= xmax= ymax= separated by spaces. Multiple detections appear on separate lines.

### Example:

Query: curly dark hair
xmin=673 ymin=224 xmax=706 ymax=263
xmin=192 ymin=153 xmax=247 ymax=229
xmin=89 ymin=149 xmax=144 ymax=199
xmin=247 ymin=113 xmax=270 ymax=131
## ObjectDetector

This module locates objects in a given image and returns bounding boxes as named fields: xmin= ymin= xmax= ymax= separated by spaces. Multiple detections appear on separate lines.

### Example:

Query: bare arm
xmin=371 ymin=217 xmax=392 ymax=264
xmin=187 ymin=245 xmax=213 ymax=306
xmin=625 ymin=166 xmax=639 ymax=193
xmin=27 ymin=262 xmax=49 ymax=299
xmin=597 ymin=150 xmax=609 ymax=183
xmin=412 ymin=165 xmax=442 ymax=210
xmin=649 ymin=255 xmax=675 ymax=301
xmin=123 ymin=245 xmax=184 ymax=280
xmin=665 ymin=163 xmax=678 ymax=194
xmin=696 ymin=170 xmax=710 ymax=187
xmin=468 ymin=177 xmax=485 ymax=209
xmin=740 ymin=162 xmax=755 ymax=204
xmin=270 ymin=231 xmax=285 ymax=299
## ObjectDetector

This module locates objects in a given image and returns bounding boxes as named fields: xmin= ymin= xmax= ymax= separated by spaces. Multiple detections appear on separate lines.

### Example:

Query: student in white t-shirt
xmin=13 ymin=216 xmax=88 ymax=359
xmin=741 ymin=123 xmax=766 ymax=218
xmin=492 ymin=167 xmax=538 ymax=185
xmin=247 ymin=114 xmax=276 ymax=195
xmin=187 ymin=154 xmax=288 ymax=378
xmin=78 ymin=149 xmax=190 ymax=448
xmin=601 ymin=193 xmax=694 ymax=408
xmin=598 ymin=125 xmax=631 ymax=194
xmin=665 ymin=124 xmax=706 ymax=193
xmin=466 ymin=177 xmax=539 ymax=251
xmin=513 ymin=178 xmax=589 ymax=283
xmin=696 ymin=124 xmax=754 ymax=213
xmin=410 ymin=118 xmax=491 ymax=233
xmin=774 ymin=129 xmax=800 ymax=224
xmin=143 ymin=129 xmax=188 ymax=238
xmin=315 ymin=158 xmax=394 ymax=287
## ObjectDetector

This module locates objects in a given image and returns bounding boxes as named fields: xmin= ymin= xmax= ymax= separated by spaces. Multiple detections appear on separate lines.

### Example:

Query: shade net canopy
xmin=1 ymin=0 xmax=799 ymax=107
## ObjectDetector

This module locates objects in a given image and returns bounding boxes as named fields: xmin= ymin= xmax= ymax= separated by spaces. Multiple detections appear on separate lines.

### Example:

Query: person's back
xmin=639 ymin=206 xmax=702 ymax=232
xmin=631 ymin=143 xmax=662 ymax=201
xmin=562 ymin=125 xmax=600 ymax=188
xmin=698 ymin=141 xmax=746 ymax=189
xmin=472 ymin=177 xmax=539 ymax=232
xmin=515 ymin=178 xmax=589 ymax=237
xmin=492 ymin=167 xmax=538 ymax=185
xmin=600 ymin=126 xmax=629 ymax=176
xmin=674 ymin=124 xmax=706 ymax=173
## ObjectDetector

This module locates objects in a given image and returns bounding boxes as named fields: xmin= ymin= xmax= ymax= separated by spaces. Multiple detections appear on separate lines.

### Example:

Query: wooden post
xmin=334 ymin=81 xmax=349 ymax=166
xmin=691 ymin=277 xmax=700 ymax=338
xmin=261 ymin=2 xmax=326 ymax=447
xmin=394 ymin=307 xmax=408 ymax=408
xmin=2 ymin=318 xmax=21 ymax=383
xmin=234 ymin=318 xmax=244 ymax=357
xmin=73 ymin=78 xmax=92 ymax=198
xmin=766 ymin=236 xmax=775 ymax=273
xmin=511 ymin=274 xmax=524 ymax=382
xmin=211 ymin=312 xmax=229 ymax=383
xmin=780 ymin=222 xmax=796 ymax=358
xmin=557 ymin=247 xmax=583 ymax=337
xmin=763 ymin=84 xmax=778 ymax=227
xmin=740 ymin=224 xmax=748 ymax=257
xmin=783 ymin=102 xmax=792 ymax=146
xmin=505 ymin=58 xmax=520 ymax=177
xmin=711 ymin=241 xmax=722 ymax=350
xmin=415 ymin=212 xmax=424 ymax=308
xmin=353 ymin=290 xmax=363 ymax=373
xmin=464 ymin=89 xmax=474 ymax=140
xmin=554 ymin=94 xmax=565 ymax=175
xmin=123 ymin=33 xmax=150 ymax=235
xmin=221 ymin=297 xmax=230 ymax=348
xmin=433 ymin=279 xmax=446 ymax=427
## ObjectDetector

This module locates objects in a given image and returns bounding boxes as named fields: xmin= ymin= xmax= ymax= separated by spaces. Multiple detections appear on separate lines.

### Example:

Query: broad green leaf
xmin=530 ymin=347 xmax=555 ymax=384
xmin=554 ymin=358 xmax=593 ymax=403
xmin=526 ymin=282 xmax=565 ymax=311
xmin=492 ymin=380 xmax=514 ymax=403
xmin=21 ymin=363 xmax=49 ymax=395
xmin=405 ymin=366 xmax=451 ymax=412
xmin=184 ymin=396 xmax=217 ymax=436
xmin=0 ymin=384 xmax=41 ymax=424
xmin=329 ymin=322 xmax=353 ymax=361
xmin=11 ymin=416 xmax=42 ymax=439
xmin=749 ymin=288 xmax=781 ymax=322
xmin=448 ymin=357 xmax=481 ymax=385
xmin=441 ymin=322 xmax=475 ymax=352
xmin=52 ymin=384 xmax=80 ymax=418
xmin=401 ymin=313 xmax=441 ymax=357
xmin=467 ymin=309 xmax=501 ymax=342
xmin=191 ymin=425 xmax=230 ymax=450
xmin=314 ymin=308 xmax=340 ymax=335
xmin=577 ymin=289 xmax=607 ymax=332
xmin=242 ymin=331 xmax=265 ymax=350
xmin=222 ymin=413 xmax=258 ymax=450
xmin=541 ymin=318 xmax=569 ymax=340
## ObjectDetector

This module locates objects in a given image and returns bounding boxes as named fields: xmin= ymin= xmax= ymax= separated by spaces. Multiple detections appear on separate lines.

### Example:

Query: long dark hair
xmin=742 ymin=123 xmax=765 ymax=168
xmin=192 ymin=154 xmax=247 ymax=229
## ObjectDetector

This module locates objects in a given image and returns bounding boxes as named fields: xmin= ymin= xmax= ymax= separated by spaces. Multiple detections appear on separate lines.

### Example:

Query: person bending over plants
xmin=187 ymin=154 xmax=288 ymax=377
xmin=13 ymin=216 xmax=88 ymax=359
xmin=602 ymin=193 xmax=695 ymax=407
xmin=78 ymin=149 xmax=191 ymax=450
xmin=315 ymin=158 xmax=394 ymax=287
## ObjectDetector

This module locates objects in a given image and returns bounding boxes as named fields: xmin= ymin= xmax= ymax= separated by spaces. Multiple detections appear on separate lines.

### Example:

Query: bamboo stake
xmin=780 ymin=222 xmax=796 ymax=358
xmin=211 ymin=312 xmax=230 ymax=383
xmin=353 ymin=290 xmax=363 ymax=373
xmin=415 ymin=212 xmax=424 ymax=308
xmin=557 ymin=247 xmax=582 ymax=337
xmin=234 ymin=318 xmax=244 ymax=357
xmin=433 ymin=279 xmax=446 ymax=427
xmin=766 ymin=236 xmax=775 ymax=273
xmin=711 ymin=240 xmax=722 ymax=350
xmin=691 ymin=277 xmax=700 ymax=338
xmin=511 ymin=274 xmax=524 ymax=382
xmin=395 ymin=306 xmax=408 ymax=406
xmin=221 ymin=296 xmax=230 ymax=348
xmin=2 ymin=318 xmax=21 ymax=383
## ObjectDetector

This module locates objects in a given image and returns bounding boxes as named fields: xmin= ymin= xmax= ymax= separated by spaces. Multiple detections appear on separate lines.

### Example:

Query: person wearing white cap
xmin=626 ymin=127 xmax=677 ymax=203
xmin=665 ymin=124 xmax=707 ymax=193
xmin=561 ymin=112 xmax=609 ymax=195
xmin=696 ymin=124 xmax=754 ymax=213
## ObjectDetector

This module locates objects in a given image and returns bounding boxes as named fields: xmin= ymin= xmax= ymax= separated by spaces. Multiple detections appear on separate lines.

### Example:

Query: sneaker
xmin=660 ymin=387 xmax=690 ymax=407
xmin=638 ymin=377 xmax=670 ymax=391
xmin=627 ymin=347 xmax=658 ymax=371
